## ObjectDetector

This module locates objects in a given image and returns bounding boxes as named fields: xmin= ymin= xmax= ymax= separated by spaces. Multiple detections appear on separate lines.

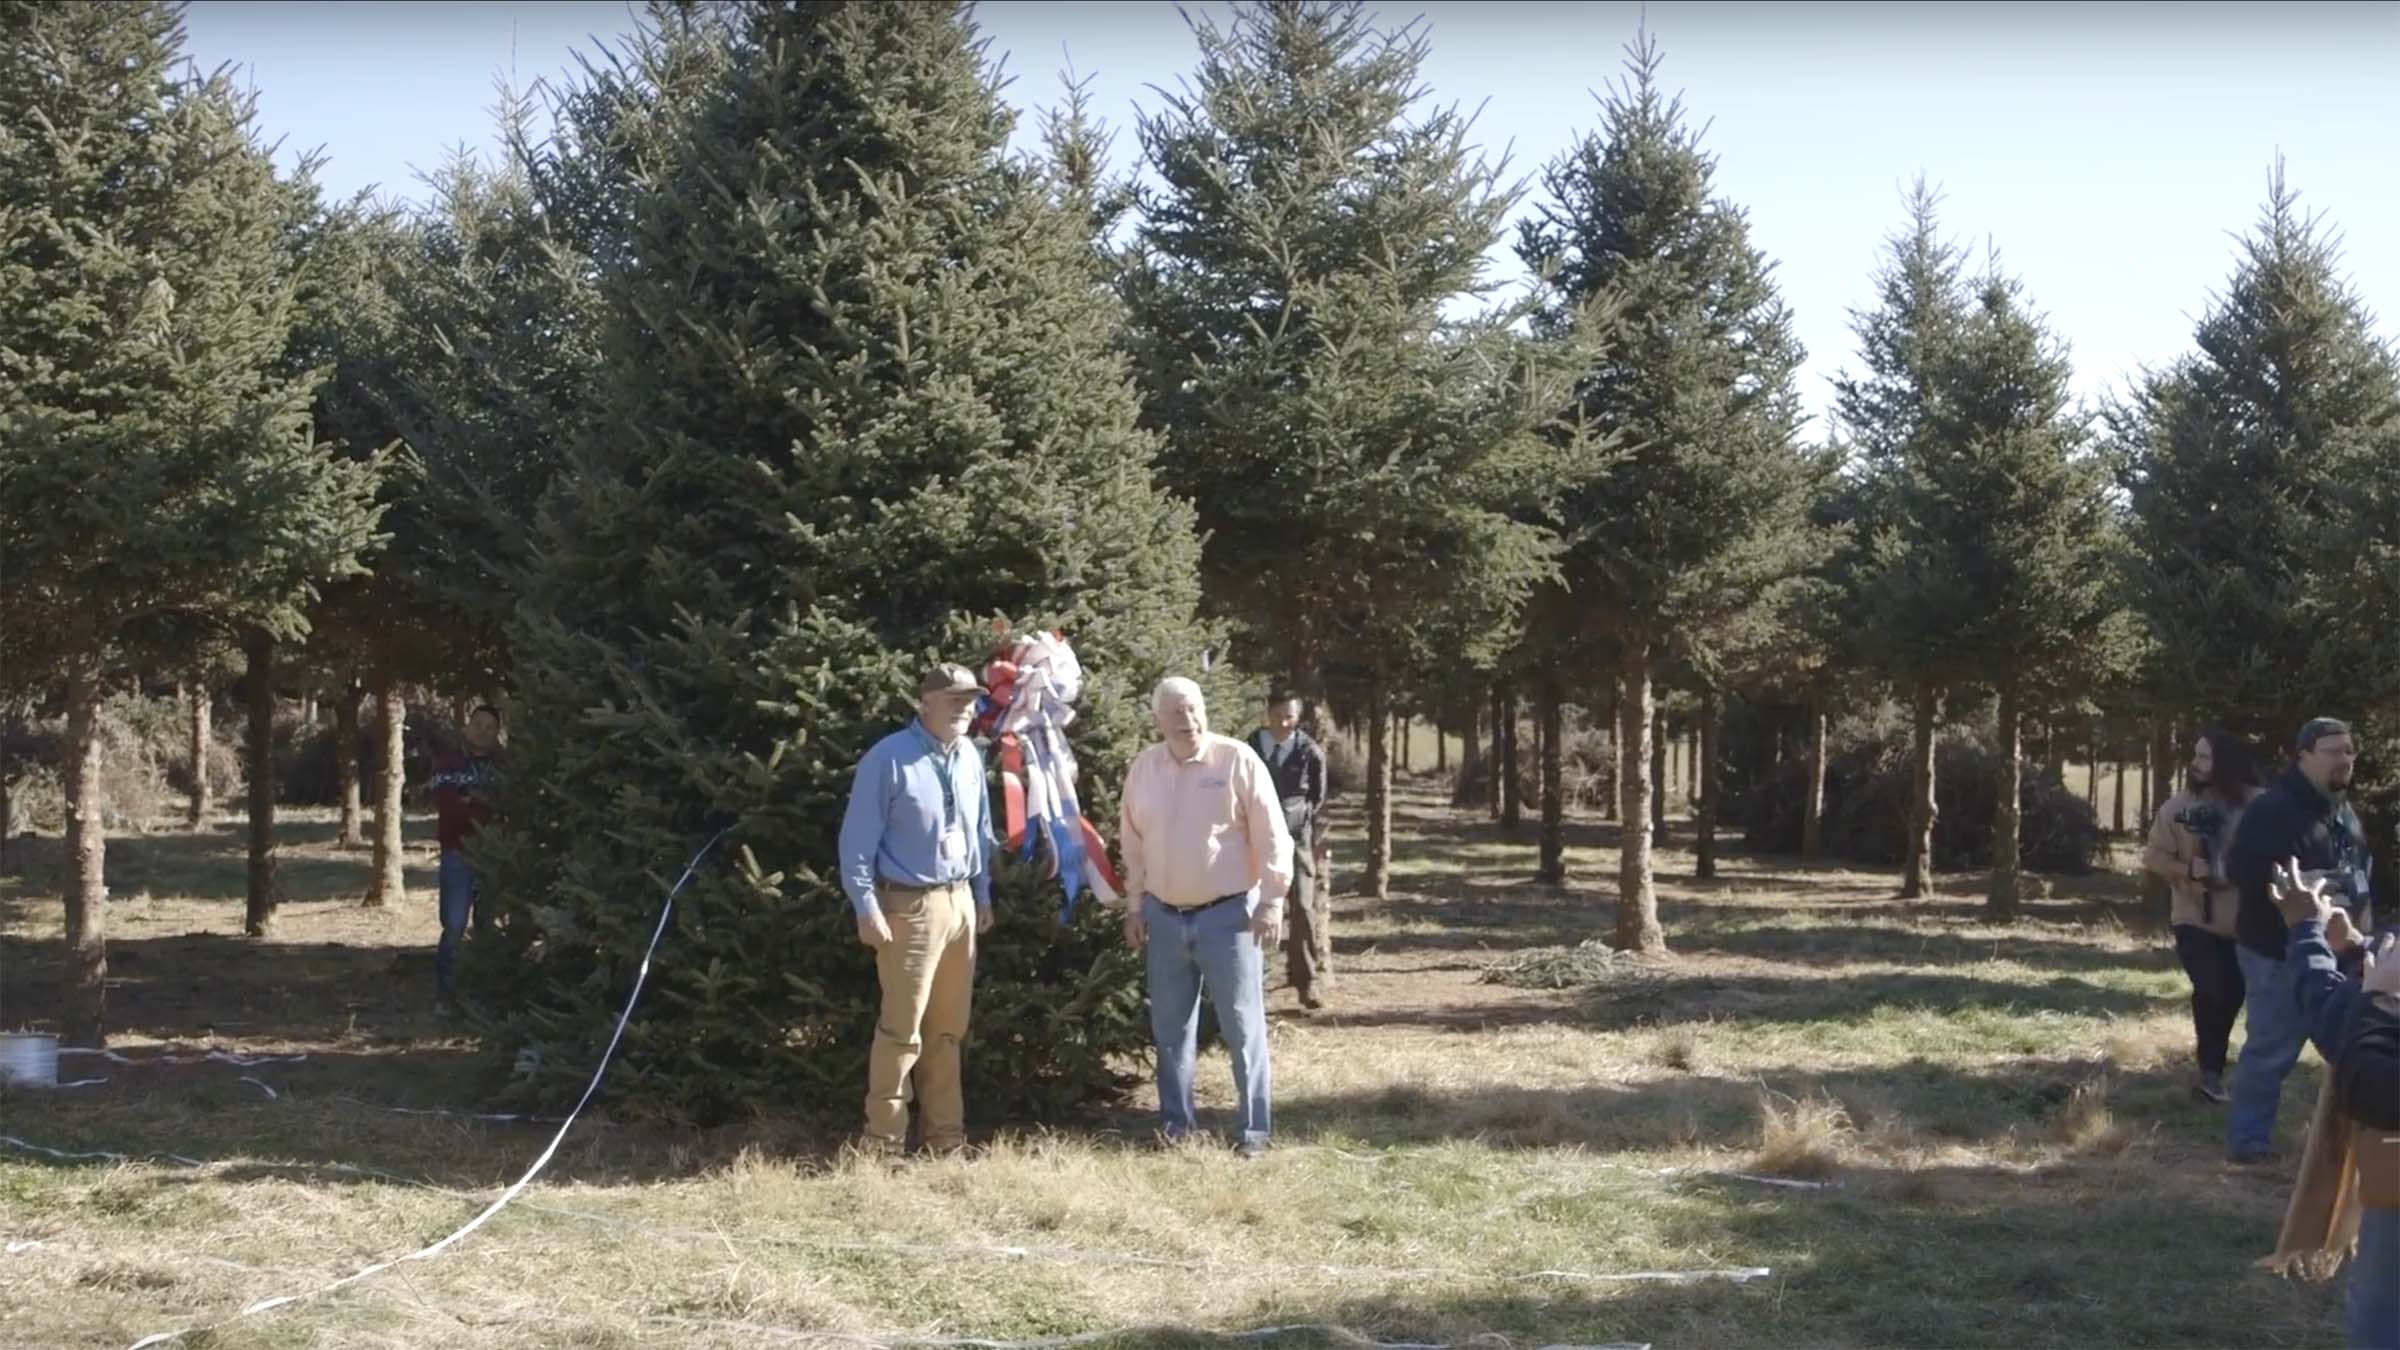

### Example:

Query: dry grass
xmin=1753 ymin=1091 xmax=1857 ymax=1180
xmin=2057 ymin=1076 xmax=2133 ymax=1157
xmin=0 ymin=786 xmax=2349 ymax=1349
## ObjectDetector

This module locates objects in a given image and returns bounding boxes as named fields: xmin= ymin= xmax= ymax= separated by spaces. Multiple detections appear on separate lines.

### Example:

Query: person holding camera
xmin=2143 ymin=728 xmax=2263 ymax=1103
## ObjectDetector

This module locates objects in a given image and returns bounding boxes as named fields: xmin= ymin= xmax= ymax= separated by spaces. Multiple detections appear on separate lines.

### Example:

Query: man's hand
xmin=2363 ymin=942 xmax=2400 ymax=999
xmin=1250 ymin=904 xmax=1284 ymax=948
xmin=2271 ymin=855 xmax=2335 ymax=929
xmin=2188 ymin=854 xmax=2212 ymax=882
xmin=2327 ymin=907 xmax=2362 ymax=952
xmin=857 ymin=907 xmax=893 ymax=949
xmin=1122 ymin=898 xmax=1148 ymax=952
xmin=976 ymin=903 xmax=994 ymax=936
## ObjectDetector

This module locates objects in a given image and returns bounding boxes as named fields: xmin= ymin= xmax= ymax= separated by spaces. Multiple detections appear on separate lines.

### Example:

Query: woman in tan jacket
xmin=2143 ymin=728 xmax=2263 ymax=1103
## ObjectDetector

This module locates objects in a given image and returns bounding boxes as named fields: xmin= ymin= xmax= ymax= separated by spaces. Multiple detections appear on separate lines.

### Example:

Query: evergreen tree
xmin=1908 ymin=260 xmax=2132 ymax=916
xmin=1830 ymin=181 xmax=1970 ymax=900
xmin=0 ymin=0 xmax=384 ymax=1039
xmin=1515 ymin=32 xmax=1829 ymax=951
xmin=480 ymin=2 xmax=1209 ymax=1122
xmin=2115 ymin=165 xmax=2400 ymax=884
xmin=1125 ymin=1 xmax=1593 ymax=900
xmin=2116 ymin=165 xmax=2400 ymax=740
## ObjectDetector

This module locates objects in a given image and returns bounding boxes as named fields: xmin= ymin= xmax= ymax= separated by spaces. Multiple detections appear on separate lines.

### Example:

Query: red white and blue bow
xmin=973 ymin=630 xmax=1123 ymax=925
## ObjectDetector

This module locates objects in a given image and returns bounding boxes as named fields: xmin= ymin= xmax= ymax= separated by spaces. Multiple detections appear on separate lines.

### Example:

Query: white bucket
xmin=0 ymin=1032 xmax=60 ymax=1088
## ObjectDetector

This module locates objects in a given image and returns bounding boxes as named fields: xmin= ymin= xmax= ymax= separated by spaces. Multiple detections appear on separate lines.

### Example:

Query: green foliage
xmin=0 ymin=0 xmax=384 ymax=691
xmin=476 ymin=3 xmax=1209 ymax=1123
xmin=1839 ymin=190 xmax=2135 ymax=707
xmin=1515 ymin=32 xmax=1833 ymax=676
xmin=2113 ymin=164 xmax=2400 ymax=743
xmin=1124 ymin=1 xmax=1593 ymax=695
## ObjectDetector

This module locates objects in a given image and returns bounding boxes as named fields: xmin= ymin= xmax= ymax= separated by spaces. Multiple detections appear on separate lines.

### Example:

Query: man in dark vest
xmin=2224 ymin=716 xmax=2376 ymax=1164
xmin=1248 ymin=689 xmax=1332 ymax=1009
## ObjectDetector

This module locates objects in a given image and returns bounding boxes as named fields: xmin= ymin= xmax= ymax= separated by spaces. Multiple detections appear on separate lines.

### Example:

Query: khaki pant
xmin=864 ymin=880 xmax=975 ymax=1151
xmin=1286 ymin=847 xmax=1331 ymax=1001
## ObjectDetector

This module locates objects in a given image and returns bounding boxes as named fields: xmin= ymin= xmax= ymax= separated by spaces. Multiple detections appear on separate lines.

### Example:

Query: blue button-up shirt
xmin=838 ymin=721 xmax=996 ymax=915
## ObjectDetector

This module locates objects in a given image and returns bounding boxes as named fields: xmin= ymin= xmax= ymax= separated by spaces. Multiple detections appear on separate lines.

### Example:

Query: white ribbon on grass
xmin=61 ymin=1048 xmax=308 ymax=1068
xmin=122 ymin=825 xmax=731 ymax=1350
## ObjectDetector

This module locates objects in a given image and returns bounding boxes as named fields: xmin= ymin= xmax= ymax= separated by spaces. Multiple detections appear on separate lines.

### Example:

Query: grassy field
xmin=0 ymin=786 xmax=2345 ymax=1349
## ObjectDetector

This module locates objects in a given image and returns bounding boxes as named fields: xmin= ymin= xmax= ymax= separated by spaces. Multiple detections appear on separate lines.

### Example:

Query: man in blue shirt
xmin=839 ymin=663 xmax=998 ymax=1155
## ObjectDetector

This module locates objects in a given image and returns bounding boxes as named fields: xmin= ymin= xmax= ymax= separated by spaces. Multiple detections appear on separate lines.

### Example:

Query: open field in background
xmin=0 ymin=785 xmax=2343 ymax=1349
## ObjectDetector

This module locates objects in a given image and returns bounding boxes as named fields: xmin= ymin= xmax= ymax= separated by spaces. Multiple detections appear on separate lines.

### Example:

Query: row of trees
xmin=5 ymin=2 xmax=2393 ymax=1121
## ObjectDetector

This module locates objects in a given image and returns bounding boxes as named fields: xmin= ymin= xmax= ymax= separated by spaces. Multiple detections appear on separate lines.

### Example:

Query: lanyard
xmin=918 ymin=728 xmax=959 ymax=830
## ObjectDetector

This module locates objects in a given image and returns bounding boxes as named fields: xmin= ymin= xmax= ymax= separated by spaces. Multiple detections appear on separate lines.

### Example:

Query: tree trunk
xmin=1458 ymin=699 xmax=1480 ymax=804
xmin=1614 ymin=641 xmax=1664 ymax=954
xmin=186 ymin=682 xmax=213 ymax=828
xmin=1598 ymin=684 xmax=1617 ymax=822
xmin=2084 ymin=722 xmax=2100 ymax=810
xmin=1537 ymin=672 xmax=1566 ymax=885
xmin=1685 ymin=730 xmax=1700 ymax=808
xmin=1902 ymin=681 xmax=1939 ymax=899
xmin=1500 ymin=686 xmax=1522 ymax=833
xmin=243 ymin=631 xmax=278 ymax=938
xmin=335 ymin=683 xmax=364 ymax=846
xmin=299 ymin=690 xmax=317 ymax=730
xmin=1800 ymin=695 xmax=1828 ymax=863
xmin=1363 ymin=676 xmax=1393 ymax=900
xmin=1987 ymin=678 xmax=2022 ymax=919
xmin=62 ymin=675 xmax=109 ymax=1047
xmin=1436 ymin=715 xmax=1449 ymax=774
xmin=366 ymin=679 xmax=407 ymax=908
xmin=0 ymin=711 xmax=12 ymax=867
xmin=2143 ymin=719 xmax=2175 ymax=922
xmin=1649 ymin=709 xmax=1667 ymax=848
xmin=1487 ymin=684 xmax=1503 ymax=819
xmin=2139 ymin=752 xmax=2152 ymax=827
xmin=1696 ymin=688 xmax=1721 ymax=881
xmin=2111 ymin=750 xmax=2126 ymax=836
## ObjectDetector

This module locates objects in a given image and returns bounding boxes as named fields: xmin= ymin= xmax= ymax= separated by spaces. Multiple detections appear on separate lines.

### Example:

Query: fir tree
xmin=2115 ymin=164 xmax=2400 ymax=880
xmin=2116 ymin=164 xmax=2400 ymax=740
xmin=0 ymin=0 xmax=383 ymax=1038
xmin=480 ymin=2 xmax=1210 ymax=1122
xmin=1908 ymin=259 xmax=2132 ymax=916
xmin=1515 ymin=32 xmax=1830 ymax=950
xmin=1125 ymin=1 xmax=1593 ymax=899
xmin=1830 ymin=180 xmax=1968 ymax=901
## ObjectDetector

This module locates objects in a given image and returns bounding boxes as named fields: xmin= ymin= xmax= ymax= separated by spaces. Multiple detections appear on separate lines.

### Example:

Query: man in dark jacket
xmin=1248 ymin=690 xmax=1332 ymax=1009
xmin=2224 ymin=716 xmax=2374 ymax=1163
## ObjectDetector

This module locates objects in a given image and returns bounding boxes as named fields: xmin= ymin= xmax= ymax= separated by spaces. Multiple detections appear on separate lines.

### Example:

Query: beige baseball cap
xmin=920 ymin=663 xmax=987 ymax=697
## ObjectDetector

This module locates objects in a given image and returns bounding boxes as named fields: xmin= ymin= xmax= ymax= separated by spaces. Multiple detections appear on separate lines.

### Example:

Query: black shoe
xmin=1237 ymin=1139 xmax=1268 ymax=1161
xmin=2193 ymin=1071 xmax=2229 ymax=1104
xmin=2227 ymin=1149 xmax=2277 ymax=1166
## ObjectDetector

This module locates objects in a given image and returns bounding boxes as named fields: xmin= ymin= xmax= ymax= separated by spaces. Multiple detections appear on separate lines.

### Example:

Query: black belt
xmin=1164 ymin=891 xmax=1247 ymax=916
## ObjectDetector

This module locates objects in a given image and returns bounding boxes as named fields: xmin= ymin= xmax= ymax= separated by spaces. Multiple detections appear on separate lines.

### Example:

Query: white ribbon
xmin=122 ymin=826 xmax=730 ymax=1350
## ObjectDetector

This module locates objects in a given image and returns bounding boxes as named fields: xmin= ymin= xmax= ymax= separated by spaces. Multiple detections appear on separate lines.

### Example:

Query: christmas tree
xmin=478 ymin=3 xmax=1210 ymax=1124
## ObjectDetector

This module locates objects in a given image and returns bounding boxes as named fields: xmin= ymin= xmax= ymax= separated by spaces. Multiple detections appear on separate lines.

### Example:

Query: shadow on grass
xmin=1 ymin=928 xmax=452 ymax=1044
xmin=0 ymin=818 xmax=439 ymax=912
xmin=1665 ymin=918 xmax=2170 ymax=977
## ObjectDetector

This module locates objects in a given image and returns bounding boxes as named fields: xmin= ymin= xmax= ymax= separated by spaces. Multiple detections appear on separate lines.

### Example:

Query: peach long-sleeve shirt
xmin=1119 ymin=732 xmax=1293 ymax=916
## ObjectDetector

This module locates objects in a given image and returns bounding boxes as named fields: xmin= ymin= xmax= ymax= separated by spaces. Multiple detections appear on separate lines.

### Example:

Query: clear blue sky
xmin=181 ymin=0 xmax=2399 ymax=430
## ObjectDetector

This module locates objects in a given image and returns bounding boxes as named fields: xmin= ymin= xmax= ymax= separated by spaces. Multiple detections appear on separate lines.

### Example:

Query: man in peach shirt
xmin=1118 ymin=676 xmax=1293 ymax=1158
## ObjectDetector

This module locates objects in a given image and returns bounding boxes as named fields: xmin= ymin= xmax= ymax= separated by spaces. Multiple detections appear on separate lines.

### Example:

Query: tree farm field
xmin=0 ymin=784 xmax=2343 ymax=1349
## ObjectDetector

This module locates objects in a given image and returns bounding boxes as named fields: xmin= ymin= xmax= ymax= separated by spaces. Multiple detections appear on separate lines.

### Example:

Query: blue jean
xmin=2357 ymin=1207 xmax=2400 ymax=1350
xmin=2229 ymin=945 xmax=2304 ymax=1157
xmin=1143 ymin=893 xmax=1270 ymax=1147
xmin=437 ymin=848 xmax=478 ymax=996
